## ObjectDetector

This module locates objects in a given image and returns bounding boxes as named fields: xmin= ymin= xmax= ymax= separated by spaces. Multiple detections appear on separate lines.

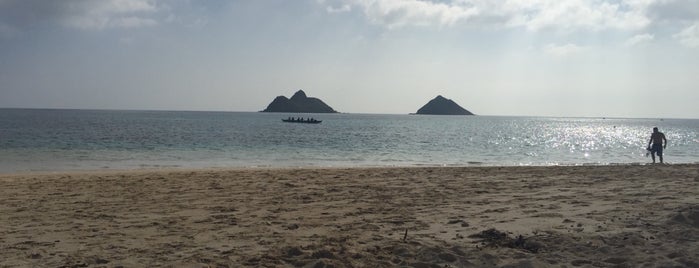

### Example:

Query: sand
xmin=1 ymin=165 xmax=698 ymax=267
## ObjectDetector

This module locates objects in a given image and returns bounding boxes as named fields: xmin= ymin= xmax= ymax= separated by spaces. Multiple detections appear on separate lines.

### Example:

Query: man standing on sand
xmin=648 ymin=127 xmax=667 ymax=164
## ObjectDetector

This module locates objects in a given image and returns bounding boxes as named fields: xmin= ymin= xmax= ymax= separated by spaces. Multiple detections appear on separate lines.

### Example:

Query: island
xmin=415 ymin=95 xmax=474 ymax=115
xmin=261 ymin=90 xmax=338 ymax=113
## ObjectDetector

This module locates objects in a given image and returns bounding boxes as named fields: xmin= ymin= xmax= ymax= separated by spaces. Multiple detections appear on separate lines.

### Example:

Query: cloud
xmin=63 ymin=0 xmax=160 ymax=30
xmin=624 ymin=33 xmax=654 ymax=47
xmin=317 ymin=0 xmax=351 ymax=13
xmin=346 ymin=0 xmax=479 ymax=28
xmin=543 ymin=43 xmax=585 ymax=57
xmin=674 ymin=21 xmax=699 ymax=47
xmin=510 ymin=0 xmax=650 ymax=32
xmin=647 ymin=0 xmax=699 ymax=22
xmin=321 ymin=0 xmax=657 ymax=31
xmin=0 ymin=0 xmax=163 ymax=31
xmin=327 ymin=4 xmax=352 ymax=13
xmin=65 ymin=15 xmax=159 ymax=30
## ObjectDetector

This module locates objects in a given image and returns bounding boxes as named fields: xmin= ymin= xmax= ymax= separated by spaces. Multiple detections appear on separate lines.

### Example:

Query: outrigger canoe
xmin=282 ymin=119 xmax=322 ymax=124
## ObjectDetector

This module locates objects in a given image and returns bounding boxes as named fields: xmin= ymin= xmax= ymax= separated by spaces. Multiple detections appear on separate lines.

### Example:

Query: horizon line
xmin=0 ymin=107 xmax=693 ymax=120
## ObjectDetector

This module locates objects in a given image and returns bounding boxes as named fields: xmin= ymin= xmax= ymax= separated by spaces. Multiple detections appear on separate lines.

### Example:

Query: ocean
xmin=1 ymin=108 xmax=697 ymax=173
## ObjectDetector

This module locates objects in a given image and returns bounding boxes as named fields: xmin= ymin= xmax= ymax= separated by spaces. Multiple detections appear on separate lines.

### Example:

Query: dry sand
xmin=1 ymin=165 xmax=698 ymax=267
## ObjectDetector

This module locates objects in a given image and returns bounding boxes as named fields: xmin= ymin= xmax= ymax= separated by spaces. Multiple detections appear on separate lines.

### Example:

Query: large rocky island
xmin=261 ymin=90 xmax=338 ymax=113
xmin=415 ymin=95 xmax=474 ymax=115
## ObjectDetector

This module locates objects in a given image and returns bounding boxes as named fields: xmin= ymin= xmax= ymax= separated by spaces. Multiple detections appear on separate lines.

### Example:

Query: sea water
xmin=1 ymin=108 xmax=697 ymax=173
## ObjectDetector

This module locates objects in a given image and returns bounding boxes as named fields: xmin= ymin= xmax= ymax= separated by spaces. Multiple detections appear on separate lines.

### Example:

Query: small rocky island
xmin=261 ymin=90 xmax=338 ymax=113
xmin=415 ymin=95 xmax=474 ymax=115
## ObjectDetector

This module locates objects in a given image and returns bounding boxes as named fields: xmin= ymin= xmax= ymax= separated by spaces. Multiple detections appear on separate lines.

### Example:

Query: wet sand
xmin=1 ymin=165 xmax=698 ymax=267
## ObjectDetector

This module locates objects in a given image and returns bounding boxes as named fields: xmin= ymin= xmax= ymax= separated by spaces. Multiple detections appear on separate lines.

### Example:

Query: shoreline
xmin=1 ymin=165 xmax=698 ymax=267
xmin=1 ymin=161 xmax=692 ymax=177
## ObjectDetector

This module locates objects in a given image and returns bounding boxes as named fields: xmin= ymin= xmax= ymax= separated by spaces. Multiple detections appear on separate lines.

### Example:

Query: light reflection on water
xmin=0 ymin=109 xmax=698 ymax=172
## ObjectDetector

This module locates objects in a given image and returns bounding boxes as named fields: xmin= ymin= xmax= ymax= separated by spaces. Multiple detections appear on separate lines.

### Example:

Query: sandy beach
xmin=1 ymin=165 xmax=697 ymax=267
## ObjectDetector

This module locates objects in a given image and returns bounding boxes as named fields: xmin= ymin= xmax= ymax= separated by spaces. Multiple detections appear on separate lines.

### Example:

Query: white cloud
xmin=62 ymin=0 xmax=160 ymax=30
xmin=543 ymin=43 xmax=585 ymax=57
xmin=65 ymin=15 xmax=159 ymax=30
xmin=322 ymin=0 xmax=657 ymax=31
xmin=509 ymin=0 xmax=650 ymax=32
xmin=349 ymin=0 xmax=479 ymax=28
xmin=113 ymin=17 xmax=158 ymax=28
xmin=317 ymin=0 xmax=350 ymax=13
xmin=647 ymin=0 xmax=699 ymax=22
xmin=674 ymin=21 xmax=699 ymax=47
xmin=327 ymin=4 xmax=352 ymax=13
xmin=624 ymin=33 xmax=654 ymax=47
xmin=0 ymin=0 xmax=163 ymax=31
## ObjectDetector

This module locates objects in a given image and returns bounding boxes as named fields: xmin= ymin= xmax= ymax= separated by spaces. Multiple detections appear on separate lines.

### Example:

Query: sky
xmin=1 ymin=0 xmax=698 ymax=118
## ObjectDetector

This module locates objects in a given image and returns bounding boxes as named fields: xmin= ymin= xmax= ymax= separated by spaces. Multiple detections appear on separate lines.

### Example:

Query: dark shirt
xmin=650 ymin=132 xmax=666 ymax=145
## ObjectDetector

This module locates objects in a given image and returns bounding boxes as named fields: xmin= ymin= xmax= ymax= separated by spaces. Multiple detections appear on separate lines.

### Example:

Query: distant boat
xmin=282 ymin=118 xmax=322 ymax=124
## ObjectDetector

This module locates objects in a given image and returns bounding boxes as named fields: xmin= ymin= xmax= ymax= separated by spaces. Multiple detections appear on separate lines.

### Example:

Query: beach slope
xmin=1 ymin=165 xmax=698 ymax=267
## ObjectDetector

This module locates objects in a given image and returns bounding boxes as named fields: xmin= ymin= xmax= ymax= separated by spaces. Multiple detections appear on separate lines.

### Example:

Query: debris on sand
xmin=469 ymin=228 xmax=541 ymax=253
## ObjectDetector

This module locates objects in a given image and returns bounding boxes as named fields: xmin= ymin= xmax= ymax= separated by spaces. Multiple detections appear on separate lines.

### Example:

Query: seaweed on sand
xmin=469 ymin=228 xmax=541 ymax=253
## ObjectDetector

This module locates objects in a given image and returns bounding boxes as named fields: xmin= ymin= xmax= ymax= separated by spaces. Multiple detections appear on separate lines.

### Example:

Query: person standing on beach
xmin=647 ymin=127 xmax=667 ymax=164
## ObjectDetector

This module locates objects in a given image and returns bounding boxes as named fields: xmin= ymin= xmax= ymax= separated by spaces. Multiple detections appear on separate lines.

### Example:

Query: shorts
xmin=651 ymin=144 xmax=663 ymax=156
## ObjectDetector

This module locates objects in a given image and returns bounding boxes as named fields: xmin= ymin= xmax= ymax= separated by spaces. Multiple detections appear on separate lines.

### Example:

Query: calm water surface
xmin=1 ymin=109 xmax=698 ymax=173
